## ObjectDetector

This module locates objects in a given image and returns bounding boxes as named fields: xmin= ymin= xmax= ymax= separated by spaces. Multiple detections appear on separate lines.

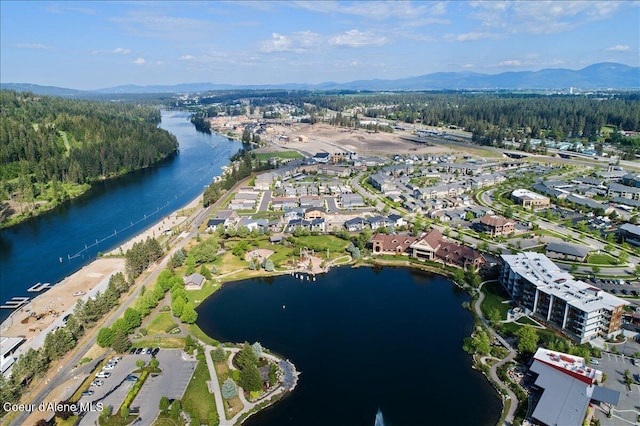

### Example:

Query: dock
xmin=1 ymin=297 xmax=30 ymax=309
xmin=27 ymin=282 xmax=52 ymax=293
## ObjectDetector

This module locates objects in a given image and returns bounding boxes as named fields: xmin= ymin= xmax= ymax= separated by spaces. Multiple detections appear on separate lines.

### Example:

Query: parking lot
xmin=77 ymin=349 xmax=197 ymax=426
xmin=592 ymin=353 xmax=640 ymax=426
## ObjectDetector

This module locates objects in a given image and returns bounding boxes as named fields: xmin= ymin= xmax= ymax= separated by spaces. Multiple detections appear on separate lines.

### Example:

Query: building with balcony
xmin=500 ymin=252 xmax=628 ymax=343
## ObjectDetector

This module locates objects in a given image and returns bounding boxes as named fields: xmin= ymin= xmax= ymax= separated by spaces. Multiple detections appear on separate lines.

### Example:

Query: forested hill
xmin=0 ymin=90 xmax=178 ymax=225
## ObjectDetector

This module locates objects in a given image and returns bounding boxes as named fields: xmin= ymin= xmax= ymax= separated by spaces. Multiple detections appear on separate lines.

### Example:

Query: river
xmin=0 ymin=110 xmax=240 ymax=323
xmin=196 ymin=266 xmax=502 ymax=426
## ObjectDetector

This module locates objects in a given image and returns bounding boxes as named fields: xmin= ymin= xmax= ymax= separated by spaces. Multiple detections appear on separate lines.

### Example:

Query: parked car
xmin=152 ymin=348 xmax=160 ymax=356
xmin=103 ymin=364 xmax=115 ymax=370
xmin=135 ymin=348 xmax=143 ymax=354
xmin=590 ymin=359 xmax=600 ymax=365
xmin=81 ymin=390 xmax=94 ymax=396
xmin=96 ymin=372 xmax=110 ymax=378
xmin=125 ymin=375 xmax=138 ymax=382
xmin=144 ymin=348 xmax=152 ymax=355
xmin=112 ymin=356 xmax=122 ymax=362
xmin=129 ymin=348 xmax=137 ymax=354
xmin=91 ymin=380 xmax=104 ymax=387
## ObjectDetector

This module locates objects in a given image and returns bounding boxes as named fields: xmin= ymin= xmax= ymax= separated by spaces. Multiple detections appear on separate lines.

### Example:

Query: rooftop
xmin=512 ymin=188 xmax=548 ymax=200
xmin=501 ymin=252 xmax=629 ymax=313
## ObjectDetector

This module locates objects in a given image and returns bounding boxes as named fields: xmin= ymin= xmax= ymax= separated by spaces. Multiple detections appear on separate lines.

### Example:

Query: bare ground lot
xmin=250 ymin=122 xmax=473 ymax=157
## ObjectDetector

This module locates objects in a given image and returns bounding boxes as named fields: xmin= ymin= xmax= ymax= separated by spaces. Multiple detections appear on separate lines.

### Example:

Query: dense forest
xmin=0 ymin=90 xmax=178 ymax=223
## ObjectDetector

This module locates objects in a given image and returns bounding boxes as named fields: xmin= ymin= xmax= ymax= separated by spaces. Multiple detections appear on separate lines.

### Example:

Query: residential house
xmin=340 ymin=193 xmax=365 ymax=209
xmin=304 ymin=207 xmax=326 ymax=220
xmin=344 ymin=217 xmax=367 ymax=232
xmin=184 ymin=273 xmax=206 ymax=290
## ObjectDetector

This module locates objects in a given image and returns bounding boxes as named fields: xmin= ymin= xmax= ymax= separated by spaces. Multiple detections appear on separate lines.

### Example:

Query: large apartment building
xmin=500 ymin=252 xmax=628 ymax=343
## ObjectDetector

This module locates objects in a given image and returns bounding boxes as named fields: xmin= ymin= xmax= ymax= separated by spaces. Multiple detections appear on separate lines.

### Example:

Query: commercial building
xmin=618 ymin=223 xmax=640 ymax=247
xmin=528 ymin=348 xmax=619 ymax=426
xmin=478 ymin=214 xmax=516 ymax=237
xmin=511 ymin=189 xmax=551 ymax=209
xmin=500 ymin=252 xmax=628 ymax=343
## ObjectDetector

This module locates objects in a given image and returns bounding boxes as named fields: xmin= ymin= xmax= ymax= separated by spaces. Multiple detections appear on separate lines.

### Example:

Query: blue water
xmin=0 ymin=110 xmax=240 ymax=323
xmin=196 ymin=267 xmax=502 ymax=426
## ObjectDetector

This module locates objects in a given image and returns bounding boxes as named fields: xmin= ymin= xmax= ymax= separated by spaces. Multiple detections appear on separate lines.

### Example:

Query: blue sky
xmin=1 ymin=1 xmax=638 ymax=90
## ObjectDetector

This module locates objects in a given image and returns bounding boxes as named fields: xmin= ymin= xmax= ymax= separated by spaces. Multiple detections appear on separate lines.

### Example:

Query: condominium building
xmin=500 ymin=252 xmax=628 ymax=343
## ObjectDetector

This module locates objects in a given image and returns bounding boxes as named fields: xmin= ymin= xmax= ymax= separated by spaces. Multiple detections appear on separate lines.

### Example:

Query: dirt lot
xmin=265 ymin=122 xmax=459 ymax=156
xmin=1 ymin=257 xmax=124 ymax=340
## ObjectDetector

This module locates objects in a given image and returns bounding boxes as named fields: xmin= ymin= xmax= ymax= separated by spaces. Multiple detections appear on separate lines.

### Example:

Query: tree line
xmin=0 ymin=90 xmax=178 ymax=204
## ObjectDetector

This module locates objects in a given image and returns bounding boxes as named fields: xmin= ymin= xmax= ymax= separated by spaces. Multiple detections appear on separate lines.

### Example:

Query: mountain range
xmin=2 ymin=62 xmax=638 ymax=96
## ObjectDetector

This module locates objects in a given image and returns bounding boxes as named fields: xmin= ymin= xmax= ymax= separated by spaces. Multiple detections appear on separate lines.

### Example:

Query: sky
xmin=1 ymin=1 xmax=639 ymax=90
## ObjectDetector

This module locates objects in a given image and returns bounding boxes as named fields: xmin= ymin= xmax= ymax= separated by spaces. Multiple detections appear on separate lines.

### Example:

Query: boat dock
xmin=1 ymin=297 xmax=30 ymax=309
xmin=27 ymin=282 xmax=52 ymax=293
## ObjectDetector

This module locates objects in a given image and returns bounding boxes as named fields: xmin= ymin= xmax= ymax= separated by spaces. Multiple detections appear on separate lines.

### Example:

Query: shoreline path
xmin=11 ymin=176 xmax=253 ymax=426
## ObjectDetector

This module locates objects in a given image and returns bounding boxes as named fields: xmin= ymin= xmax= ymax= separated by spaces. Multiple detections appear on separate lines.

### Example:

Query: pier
xmin=27 ymin=282 xmax=52 ymax=293
xmin=1 ymin=297 xmax=30 ymax=309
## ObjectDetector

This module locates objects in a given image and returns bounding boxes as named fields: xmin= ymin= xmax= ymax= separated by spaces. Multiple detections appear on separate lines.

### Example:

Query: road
xmin=11 ymin=178 xmax=252 ymax=426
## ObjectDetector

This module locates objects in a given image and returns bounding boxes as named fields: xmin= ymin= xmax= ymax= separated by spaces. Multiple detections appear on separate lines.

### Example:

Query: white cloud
xmin=329 ymin=30 xmax=388 ymax=48
xmin=133 ymin=57 xmax=145 ymax=65
xmin=180 ymin=54 xmax=195 ymax=60
xmin=15 ymin=43 xmax=52 ymax=49
xmin=292 ymin=1 xmax=447 ymax=22
xmin=259 ymin=31 xmax=320 ymax=53
xmin=468 ymin=1 xmax=630 ymax=35
xmin=448 ymin=32 xmax=502 ymax=42
xmin=112 ymin=47 xmax=131 ymax=55
xmin=462 ymin=63 xmax=475 ymax=69
xmin=606 ymin=44 xmax=631 ymax=52
xmin=499 ymin=60 xmax=524 ymax=67
xmin=497 ymin=58 xmax=566 ymax=68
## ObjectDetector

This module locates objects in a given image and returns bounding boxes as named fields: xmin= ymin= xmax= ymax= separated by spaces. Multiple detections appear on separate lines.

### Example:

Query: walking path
xmin=474 ymin=280 xmax=519 ymax=426
xmin=202 ymin=344 xmax=298 ymax=426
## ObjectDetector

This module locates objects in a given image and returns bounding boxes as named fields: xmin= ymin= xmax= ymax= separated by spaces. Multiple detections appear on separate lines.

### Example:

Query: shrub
xmin=165 ymin=323 xmax=179 ymax=333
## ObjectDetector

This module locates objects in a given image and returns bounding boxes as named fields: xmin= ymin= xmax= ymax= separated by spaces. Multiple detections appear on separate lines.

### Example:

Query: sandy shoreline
xmin=1 ymin=193 xmax=204 ymax=352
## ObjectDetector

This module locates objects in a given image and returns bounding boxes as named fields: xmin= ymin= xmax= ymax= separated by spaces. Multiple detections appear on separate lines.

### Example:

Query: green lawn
xmin=515 ymin=316 xmax=539 ymax=326
xmin=186 ymin=324 xmax=219 ymax=346
xmin=182 ymin=360 xmax=218 ymax=425
xmin=480 ymin=281 xmax=512 ymax=321
xmin=288 ymin=235 xmax=350 ymax=254
xmin=146 ymin=312 xmax=177 ymax=335
xmin=586 ymin=253 xmax=618 ymax=265
xmin=254 ymin=151 xmax=303 ymax=161
xmin=186 ymin=280 xmax=220 ymax=307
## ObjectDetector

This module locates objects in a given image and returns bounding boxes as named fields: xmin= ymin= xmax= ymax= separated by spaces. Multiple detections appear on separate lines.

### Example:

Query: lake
xmin=0 ymin=111 xmax=240 ymax=323
xmin=196 ymin=266 xmax=501 ymax=426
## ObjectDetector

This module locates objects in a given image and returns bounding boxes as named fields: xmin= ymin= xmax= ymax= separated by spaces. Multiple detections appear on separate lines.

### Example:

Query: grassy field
xmin=182 ymin=360 xmax=218 ymax=425
xmin=146 ymin=312 xmax=177 ymax=335
xmin=132 ymin=337 xmax=185 ymax=349
xmin=254 ymin=151 xmax=303 ymax=161
xmin=288 ymin=235 xmax=350 ymax=254
xmin=186 ymin=280 xmax=220 ymax=307
xmin=586 ymin=253 xmax=618 ymax=265
xmin=480 ymin=281 xmax=512 ymax=321
xmin=186 ymin=324 xmax=219 ymax=346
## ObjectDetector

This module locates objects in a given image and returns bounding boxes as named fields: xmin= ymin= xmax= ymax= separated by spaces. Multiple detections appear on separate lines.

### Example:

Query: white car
xmin=103 ymin=364 xmax=115 ymax=370
xmin=96 ymin=372 xmax=111 ymax=378
xmin=91 ymin=380 xmax=104 ymax=387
